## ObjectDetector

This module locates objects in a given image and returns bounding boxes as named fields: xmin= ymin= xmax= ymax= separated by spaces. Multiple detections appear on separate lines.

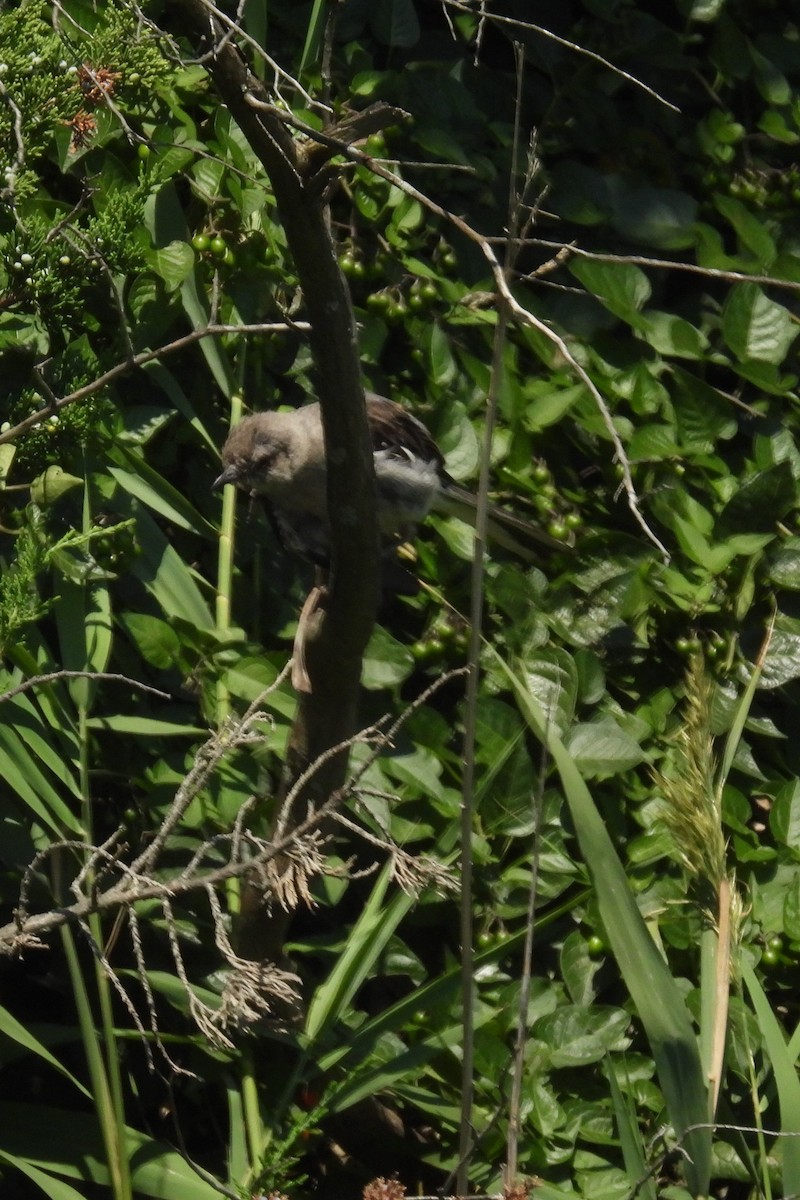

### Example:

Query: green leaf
xmin=519 ymin=650 xmax=578 ymax=738
xmin=672 ymin=369 xmax=738 ymax=451
xmin=0 ymin=1006 xmax=89 ymax=1095
xmin=569 ymin=259 xmax=651 ymax=326
xmin=715 ymin=462 xmax=796 ymax=537
xmin=784 ymin=874 xmax=800 ymax=942
xmin=742 ymin=962 xmax=800 ymax=1197
xmin=130 ymin=507 xmax=214 ymax=629
xmin=606 ymin=1058 xmax=657 ymax=1200
xmin=110 ymin=457 xmax=216 ymax=539
xmin=0 ymin=722 xmax=84 ymax=837
xmin=536 ymin=1005 xmax=630 ymax=1067
xmin=722 ymin=283 xmax=797 ymax=364
xmin=0 ymin=1152 xmax=90 ymax=1200
xmin=628 ymin=424 xmax=681 ymax=461
xmin=566 ymin=718 xmax=645 ymax=778
xmin=424 ymin=321 xmax=457 ymax=387
xmin=609 ymin=185 xmax=698 ymax=250
xmin=0 ymin=1102 xmax=223 ymax=1199
xmin=770 ymin=780 xmax=800 ymax=851
xmin=305 ymin=865 xmax=415 ymax=1043
xmin=86 ymin=715 xmax=205 ymax=736
xmin=525 ymin=383 xmax=585 ymax=432
xmin=715 ymin=196 xmax=777 ymax=266
xmin=145 ymin=184 xmax=235 ymax=398
xmin=372 ymin=0 xmax=421 ymax=46
xmin=29 ymin=467 xmax=83 ymax=507
xmin=146 ymin=241 xmax=195 ymax=291
xmin=362 ymin=624 xmax=414 ymax=689
xmin=438 ymin=401 xmax=479 ymax=480
xmin=759 ymin=625 xmax=800 ymax=689
xmin=118 ymin=612 xmax=182 ymax=668
xmin=640 ymin=311 xmax=707 ymax=358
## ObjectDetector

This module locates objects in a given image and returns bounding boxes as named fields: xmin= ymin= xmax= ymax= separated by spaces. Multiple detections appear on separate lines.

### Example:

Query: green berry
xmin=192 ymin=233 xmax=210 ymax=252
xmin=210 ymin=235 xmax=226 ymax=257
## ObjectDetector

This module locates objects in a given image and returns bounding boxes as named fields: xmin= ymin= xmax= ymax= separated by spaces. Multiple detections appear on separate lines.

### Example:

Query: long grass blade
xmin=742 ymin=959 xmax=800 ymax=1197
xmin=496 ymin=652 xmax=712 ymax=1195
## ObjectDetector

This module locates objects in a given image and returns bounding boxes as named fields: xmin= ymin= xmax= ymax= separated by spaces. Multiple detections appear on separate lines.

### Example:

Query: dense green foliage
xmin=1 ymin=1 xmax=800 ymax=1198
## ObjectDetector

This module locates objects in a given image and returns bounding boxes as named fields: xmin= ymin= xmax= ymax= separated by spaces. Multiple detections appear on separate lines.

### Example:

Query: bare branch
xmin=443 ymin=0 xmax=680 ymax=113
xmin=0 ymin=322 xmax=309 ymax=449
xmin=0 ymin=671 xmax=173 ymax=704
xmin=519 ymin=237 xmax=800 ymax=296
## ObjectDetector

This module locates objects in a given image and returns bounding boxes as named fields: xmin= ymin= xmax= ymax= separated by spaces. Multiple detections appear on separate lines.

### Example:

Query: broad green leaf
xmin=628 ymin=424 xmax=681 ymax=461
xmin=722 ymin=284 xmax=797 ymax=364
xmin=519 ymin=649 xmax=578 ymax=738
xmin=570 ymin=259 xmax=651 ymax=326
xmin=118 ymin=612 xmax=182 ymax=668
xmin=759 ymin=626 xmax=800 ymax=689
xmin=54 ymin=578 xmax=111 ymax=709
xmin=424 ymin=321 xmax=457 ymax=387
xmin=372 ymin=0 xmax=421 ymax=46
xmin=566 ymin=718 xmax=645 ymax=778
xmin=784 ymin=874 xmax=800 ymax=942
xmin=609 ymin=185 xmax=698 ymax=250
xmin=715 ymin=195 xmax=777 ymax=266
xmin=770 ymin=780 xmax=800 ymax=851
xmin=525 ymin=384 xmax=585 ymax=432
xmin=146 ymin=240 xmax=195 ymax=291
xmin=715 ymin=462 xmax=796 ymax=537
xmin=672 ymin=369 xmax=738 ymax=451
xmin=560 ymin=931 xmax=601 ymax=1007
xmin=30 ymin=467 xmax=83 ymax=507
xmin=536 ymin=1006 xmax=630 ymax=1067
xmin=362 ymin=624 xmax=414 ymax=689
xmin=641 ymin=311 xmax=707 ymax=358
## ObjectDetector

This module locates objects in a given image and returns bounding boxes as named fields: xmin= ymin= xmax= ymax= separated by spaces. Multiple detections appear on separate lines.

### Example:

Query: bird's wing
xmin=365 ymin=393 xmax=446 ymax=471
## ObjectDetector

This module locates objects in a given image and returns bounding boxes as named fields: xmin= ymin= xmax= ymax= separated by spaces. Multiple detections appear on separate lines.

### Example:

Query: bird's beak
xmin=212 ymin=465 xmax=239 ymax=491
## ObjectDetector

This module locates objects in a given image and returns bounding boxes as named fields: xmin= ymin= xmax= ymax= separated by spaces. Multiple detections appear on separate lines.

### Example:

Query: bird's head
xmin=212 ymin=412 xmax=294 ymax=495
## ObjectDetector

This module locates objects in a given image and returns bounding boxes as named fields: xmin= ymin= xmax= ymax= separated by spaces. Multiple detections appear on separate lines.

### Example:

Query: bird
xmin=212 ymin=392 xmax=562 ymax=565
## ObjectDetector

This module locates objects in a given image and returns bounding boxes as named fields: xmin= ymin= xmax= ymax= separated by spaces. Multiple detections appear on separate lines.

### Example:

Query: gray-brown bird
xmin=213 ymin=393 xmax=560 ymax=563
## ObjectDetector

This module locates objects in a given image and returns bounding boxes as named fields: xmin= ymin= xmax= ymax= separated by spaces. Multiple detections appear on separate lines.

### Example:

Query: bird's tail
xmin=433 ymin=484 xmax=566 ymax=559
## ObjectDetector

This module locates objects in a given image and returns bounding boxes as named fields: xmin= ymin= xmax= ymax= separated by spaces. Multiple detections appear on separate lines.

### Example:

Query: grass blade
xmin=742 ymin=959 xmax=800 ymax=1197
xmin=496 ymin=653 xmax=712 ymax=1195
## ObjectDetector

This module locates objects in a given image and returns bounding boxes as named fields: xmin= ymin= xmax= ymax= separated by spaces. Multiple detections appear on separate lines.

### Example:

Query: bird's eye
xmin=253 ymin=443 xmax=274 ymax=466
